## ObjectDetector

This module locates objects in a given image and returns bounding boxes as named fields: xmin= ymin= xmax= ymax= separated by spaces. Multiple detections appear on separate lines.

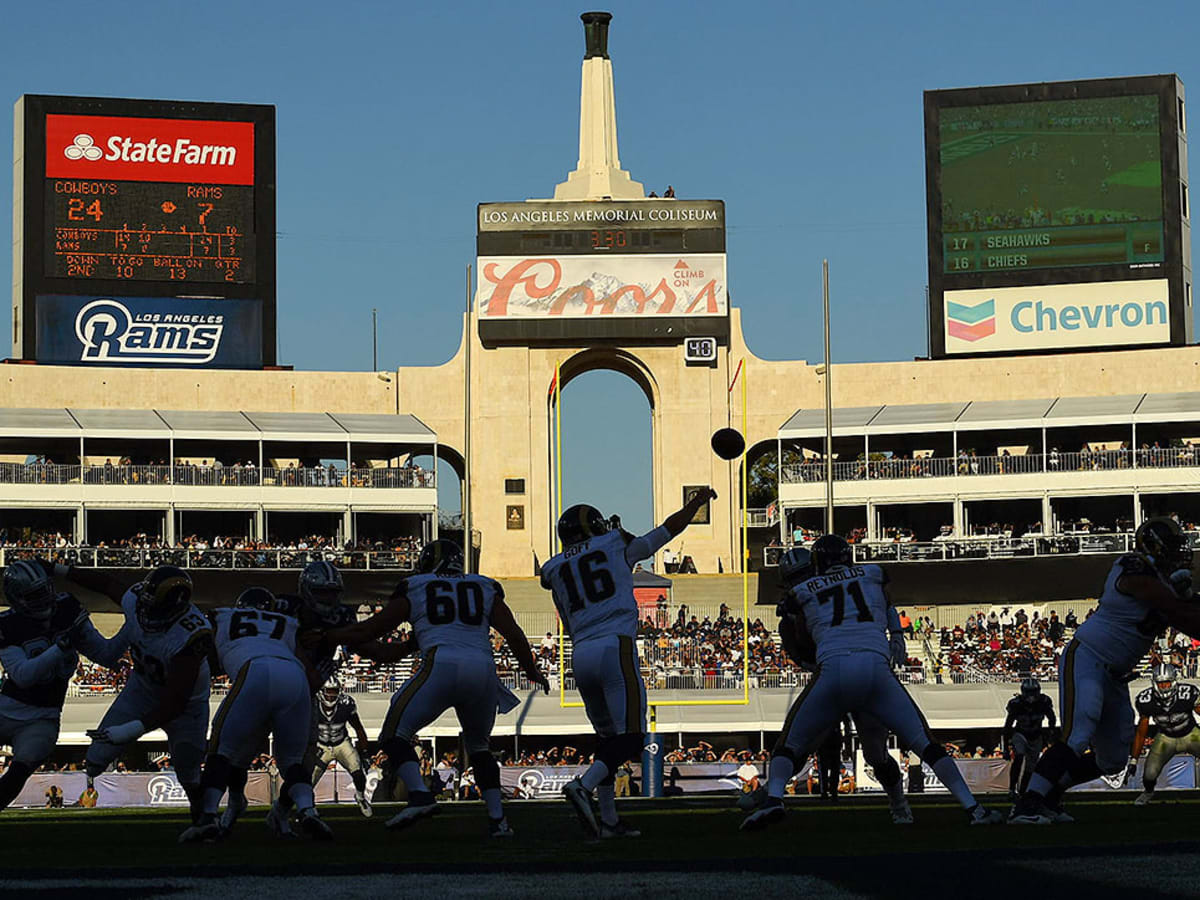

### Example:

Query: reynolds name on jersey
xmin=788 ymin=564 xmax=891 ymax=663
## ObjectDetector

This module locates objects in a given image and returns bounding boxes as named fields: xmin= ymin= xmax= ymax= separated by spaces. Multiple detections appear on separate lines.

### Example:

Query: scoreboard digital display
xmin=46 ymin=180 xmax=255 ymax=282
xmin=14 ymin=96 xmax=276 ymax=367
xmin=925 ymin=75 xmax=1191 ymax=359
xmin=938 ymin=94 xmax=1163 ymax=275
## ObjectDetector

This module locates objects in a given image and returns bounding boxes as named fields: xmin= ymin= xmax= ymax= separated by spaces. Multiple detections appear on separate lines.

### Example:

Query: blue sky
xmin=3 ymin=0 xmax=1197 ymax=536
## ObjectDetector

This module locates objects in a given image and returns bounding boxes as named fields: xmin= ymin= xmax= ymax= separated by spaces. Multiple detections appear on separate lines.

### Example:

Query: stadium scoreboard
xmin=925 ymin=75 xmax=1190 ymax=358
xmin=476 ymin=199 xmax=728 ymax=345
xmin=13 ymin=95 xmax=276 ymax=367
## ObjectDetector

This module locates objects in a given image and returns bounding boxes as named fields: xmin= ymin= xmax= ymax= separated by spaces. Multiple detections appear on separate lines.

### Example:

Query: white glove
xmin=1169 ymin=569 xmax=1194 ymax=600
xmin=87 ymin=719 xmax=145 ymax=745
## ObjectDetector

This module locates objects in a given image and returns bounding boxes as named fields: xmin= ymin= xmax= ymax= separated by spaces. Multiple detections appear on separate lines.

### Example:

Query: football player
xmin=0 ymin=560 xmax=122 ymax=811
xmin=312 ymin=676 xmax=373 ymax=817
xmin=217 ymin=561 xmax=408 ymax=828
xmin=1126 ymin=662 xmax=1200 ymax=805
xmin=1011 ymin=518 xmax=1200 ymax=824
xmin=541 ymin=488 xmax=717 ymax=839
xmin=65 ymin=565 xmax=214 ymax=825
xmin=180 ymin=586 xmax=329 ymax=843
xmin=320 ymin=539 xmax=548 ymax=837
xmin=1003 ymin=677 xmax=1056 ymax=799
xmin=742 ymin=535 xmax=1004 ymax=832
xmin=771 ymin=545 xmax=914 ymax=823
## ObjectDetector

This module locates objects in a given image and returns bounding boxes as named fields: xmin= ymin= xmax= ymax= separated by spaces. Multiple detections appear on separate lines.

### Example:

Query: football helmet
xmin=1135 ymin=517 xmax=1193 ymax=575
xmin=236 ymin=586 xmax=277 ymax=612
xmin=3 ymin=559 xmax=57 ymax=624
xmin=298 ymin=560 xmax=344 ymax=624
xmin=416 ymin=539 xmax=465 ymax=575
xmin=557 ymin=504 xmax=609 ymax=547
xmin=319 ymin=676 xmax=341 ymax=715
xmin=778 ymin=546 xmax=816 ymax=587
xmin=1153 ymin=662 xmax=1179 ymax=705
xmin=811 ymin=534 xmax=853 ymax=574
xmin=135 ymin=566 xmax=193 ymax=632
xmin=1020 ymin=677 xmax=1040 ymax=696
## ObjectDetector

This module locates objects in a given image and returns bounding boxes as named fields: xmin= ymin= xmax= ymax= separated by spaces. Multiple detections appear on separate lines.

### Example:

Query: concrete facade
xmin=2 ymin=320 xmax=1199 ymax=576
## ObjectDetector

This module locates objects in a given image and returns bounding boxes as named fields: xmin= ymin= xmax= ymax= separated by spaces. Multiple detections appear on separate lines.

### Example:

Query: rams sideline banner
xmin=35 ymin=294 xmax=263 ymax=368
xmin=477 ymin=254 xmax=727 ymax=319
xmin=13 ymin=771 xmax=274 ymax=808
xmin=944 ymin=278 xmax=1171 ymax=354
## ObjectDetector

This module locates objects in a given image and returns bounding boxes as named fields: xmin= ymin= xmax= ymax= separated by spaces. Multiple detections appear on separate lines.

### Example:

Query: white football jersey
xmin=118 ymin=588 xmax=211 ymax=702
xmin=210 ymin=606 xmax=301 ymax=677
xmin=405 ymin=572 xmax=501 ymax=655
xmin=787 ymin=564 xmax=891 ymax=664
xmin=541 ymin=530 xmax=639 ymax=642
xmin=1074 ymin=553 xmax=1169 ymax=672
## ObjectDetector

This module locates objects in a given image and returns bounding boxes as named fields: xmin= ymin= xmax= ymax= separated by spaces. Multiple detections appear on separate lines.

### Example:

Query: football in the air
xmin=711 ymin=427 xmax=746 ymax=460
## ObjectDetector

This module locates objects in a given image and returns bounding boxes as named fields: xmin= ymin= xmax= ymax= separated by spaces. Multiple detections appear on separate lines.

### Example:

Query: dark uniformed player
xmin=1127 ymin=663 xmax=1200 ymax=805
xmin=0 ymin=560 xmax=118 ymax=811
xmin=312 ymin=677 xmax=373 ymax=817
xmin=1004 ymin=677 xmax=1056 ymax=798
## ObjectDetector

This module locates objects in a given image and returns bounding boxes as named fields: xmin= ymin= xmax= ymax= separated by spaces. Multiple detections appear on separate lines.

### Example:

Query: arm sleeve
xmin=0 ymin=643 xmax=66 ymax=687
xmin=72 ymin=618 xmax=131 ymax=669
xmin=624 ymin=525 xmax=673 ymax=567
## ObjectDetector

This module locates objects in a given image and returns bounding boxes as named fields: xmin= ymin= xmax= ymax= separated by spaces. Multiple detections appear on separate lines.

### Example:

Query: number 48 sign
xmin=684 ymin=337 xmax=717 ymax=364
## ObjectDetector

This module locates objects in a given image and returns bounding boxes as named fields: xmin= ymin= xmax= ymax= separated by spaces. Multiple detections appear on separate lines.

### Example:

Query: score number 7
xmin=197 ymin=203 xmax=214 ymax=226
xmin=815 ymin=582 xmax=874 ymax=626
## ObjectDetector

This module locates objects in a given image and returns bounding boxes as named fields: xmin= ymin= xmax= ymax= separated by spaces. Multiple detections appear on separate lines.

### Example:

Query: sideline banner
xmin=12 ymin=771 xmax=275 ymax=809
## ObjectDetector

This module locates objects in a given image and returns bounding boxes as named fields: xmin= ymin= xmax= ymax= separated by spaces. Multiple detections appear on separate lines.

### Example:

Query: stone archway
xmin=546 ymin=347 xmax=660 ymax=559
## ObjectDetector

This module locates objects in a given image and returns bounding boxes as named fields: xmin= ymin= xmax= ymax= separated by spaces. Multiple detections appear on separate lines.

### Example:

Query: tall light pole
xmin=463 ymin=265 xmax=473 ymax=573
xmin=822 ymin=260 xmax=834 ymax=534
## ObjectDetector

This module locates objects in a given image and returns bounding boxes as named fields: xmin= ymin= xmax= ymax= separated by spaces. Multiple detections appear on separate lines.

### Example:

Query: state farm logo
xmin=64 ymin=134 xmax=103 ymax=161
xmin=63 ymin=131 xmax=238 ymax=167
xmin=45 ymin=114 xmax=255 ymax=185
xmin=75 ymin=299 xmax=224 ymax=365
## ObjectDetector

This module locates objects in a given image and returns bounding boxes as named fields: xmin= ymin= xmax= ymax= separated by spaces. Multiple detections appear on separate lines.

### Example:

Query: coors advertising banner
xmin=478 ymin=254 xmax=727 ymax=319
xmin=36 ymin=294 xmax=263 ymax=367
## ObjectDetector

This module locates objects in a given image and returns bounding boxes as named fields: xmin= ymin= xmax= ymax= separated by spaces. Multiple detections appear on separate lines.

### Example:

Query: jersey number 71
xmin=815 ymin=582 xmax=873 ymax=626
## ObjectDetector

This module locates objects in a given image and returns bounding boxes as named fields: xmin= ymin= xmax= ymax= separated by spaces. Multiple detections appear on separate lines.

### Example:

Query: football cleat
xmin=599 ymin=818 xmax=641 ymax=839
xmin=298 ymin=807 xmax=334 ymax=841
xmin=889 ymin=799 xmax=914 ymax=825
xmin=219 ymin=791 xmax=248 ymax=835
xmin=740 ymin=797 xmax=785 ymax=832
xmin=266 ymin=801 xmax=296 ymax=838
xmin=355 ymin=790 xmax=373 ymax=818
xmin=562 ymin=778 xmax=600 ymax=838
xmin=384 ymin=792 xmax=439 ymax=831
xmin=489 ymin=817 xmax=515 ymax=838
xmin=178 ymin=814 xmax=221 ymax=844
xmin=1134 ymin=791 xmax=1155 ymax=807
xmin=1047 ymin=804 xmax=1075 ymax=823
xmin=969 ymin=804 xmax=1005 ymax=825
xmin=736 ymin=785 xmax=766 ymax=812
xmin=1007 ymin=796 xmax=1052 ymax=825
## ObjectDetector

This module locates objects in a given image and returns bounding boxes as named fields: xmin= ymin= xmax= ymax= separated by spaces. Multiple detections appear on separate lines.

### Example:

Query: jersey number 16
xmin=561 ymin=551 xmax=617 ymax=613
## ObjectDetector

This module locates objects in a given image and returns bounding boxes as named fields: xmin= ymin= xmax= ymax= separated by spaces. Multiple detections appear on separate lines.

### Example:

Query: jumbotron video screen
xmin=937 ymin=94 xmax=1164 ymax=274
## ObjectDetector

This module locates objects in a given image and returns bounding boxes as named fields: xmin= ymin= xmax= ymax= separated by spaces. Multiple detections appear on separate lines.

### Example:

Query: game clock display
xmin=46 ymin=180 xmax=255 ymax=283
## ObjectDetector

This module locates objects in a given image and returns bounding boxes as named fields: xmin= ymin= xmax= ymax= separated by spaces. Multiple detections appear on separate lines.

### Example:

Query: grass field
xmin=3 ymin=794 xmax=1200 ymax=898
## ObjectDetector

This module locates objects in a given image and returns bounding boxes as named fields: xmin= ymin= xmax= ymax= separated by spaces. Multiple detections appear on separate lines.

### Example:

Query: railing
xmin=761 ymin=531 xmax=1200 ymax=566
xmin=0 ymin=462 xmax=435 ymax=489
xmin=780 ymin=446 xmax=1200 ymax=485
xmin=745 ymin=508 xmax=771 ymax=528
xmin=0 ymin=545 xmax=420 ymax=571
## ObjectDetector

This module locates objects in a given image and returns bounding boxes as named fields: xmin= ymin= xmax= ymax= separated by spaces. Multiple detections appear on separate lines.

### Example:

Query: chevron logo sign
xmin=946 ymin=299 xmax=995 ymax=342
